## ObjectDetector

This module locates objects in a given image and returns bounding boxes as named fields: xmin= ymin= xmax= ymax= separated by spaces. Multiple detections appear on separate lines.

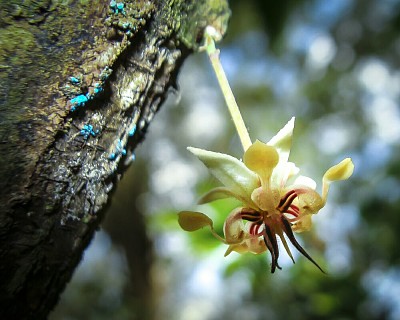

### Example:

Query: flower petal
xmin=224 ymin=238 xmax=266 ymax=256
xmin=223 ymin=208 xmax=245 ymax=243
xmin=271 ymin=161 xmax=300 ymax=189
xmin=282 ymin=185 xmax=323 ymax=233
xmin=290 ymin=185 xmax=324 ymax=216
xmin=267 ymin=117 xmax=295 ymax=163
xmin=198 ymin=187 xmax=254 ymax=206
xmin=323 ymin=158 xmax=354 ymax=182
xmin=223 ymin=209 xmax=266 ymax=256
xmin=322 ymin=158 xmax=355 ymax=201
xmin=178 ymin=211 xmax=213 ymax=231
xmin=293 ymin=175 xmax=317 ymax=190
xmin=243 ymin=140 xmax=279 ymax=187
xmin=294 ymin=187 xmax=325 ymax=216
xmin=292 ymin=214 xmax=313 ymax=233
xmin=188 ymin=147 xmax=259 ymax=201
xmin=198 ymin=187 xmax=233 ymax=204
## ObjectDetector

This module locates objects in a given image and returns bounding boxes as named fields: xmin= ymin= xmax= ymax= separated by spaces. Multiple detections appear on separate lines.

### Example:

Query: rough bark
xmin=0 ymin=0 xmax=229 ymax=318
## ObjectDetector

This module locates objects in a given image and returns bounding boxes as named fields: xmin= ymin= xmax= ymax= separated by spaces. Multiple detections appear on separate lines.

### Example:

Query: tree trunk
xmin=0 ymin=0 xmax=229 ymax=318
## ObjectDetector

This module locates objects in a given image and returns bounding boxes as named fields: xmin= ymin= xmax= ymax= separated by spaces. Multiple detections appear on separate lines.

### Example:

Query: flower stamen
xmin=263 ymin=224 xmax=282 ymax=273
xmin=290 ymin=203 xmax=299 ymax=211
xmin=240 ymin=208 xmax=263 ymax=222
xmin=277 ymin=190 xmax=298 ymax=214
xmin=250 ymin=222 xmax=263 ymax=236
xmin=280 ymin=216 xmax=325 ymax=273
xmin=286 ymin=207 xmax=299 ymax=217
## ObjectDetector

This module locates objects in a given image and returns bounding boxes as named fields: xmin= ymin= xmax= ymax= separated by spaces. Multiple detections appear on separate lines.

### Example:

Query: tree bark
xmin=0 ymin=0 xmax=229 ymax=318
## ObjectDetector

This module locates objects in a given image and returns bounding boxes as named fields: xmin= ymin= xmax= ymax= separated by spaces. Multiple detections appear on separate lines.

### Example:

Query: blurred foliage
xmin=229 ymin=0 xmax=308 ymax=50
xmin=51 ymin=0 xmax=400 ymax=319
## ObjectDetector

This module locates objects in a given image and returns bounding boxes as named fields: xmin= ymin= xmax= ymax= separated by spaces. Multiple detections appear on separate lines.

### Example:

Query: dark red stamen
xmin=250 ymin=223 xmax=264 ymax=237
xmin=280 ymin=216 xmax=325 ymax=273
xmin=285 ymin=209 xmax=299 ymax=217
xmin=278 ymin=190 xmax=296 ymax=206
xmin=250 ymin=223 xmax=260 ymax=235
xmin=264 ymin=223 xmax=282 ymax=273
xmin=240 ymin=208 xmax=262 ymax=222
xmin=278 ymin=190 xmax=298 ymax=213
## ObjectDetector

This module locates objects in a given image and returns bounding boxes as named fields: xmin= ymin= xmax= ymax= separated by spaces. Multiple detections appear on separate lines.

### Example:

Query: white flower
xmin=179 ymin=118 xmax=354 ymax=273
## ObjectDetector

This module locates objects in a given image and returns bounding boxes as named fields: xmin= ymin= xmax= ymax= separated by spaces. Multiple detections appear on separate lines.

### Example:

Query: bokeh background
xmin=50 ymin=0 xmax=400 ymax=319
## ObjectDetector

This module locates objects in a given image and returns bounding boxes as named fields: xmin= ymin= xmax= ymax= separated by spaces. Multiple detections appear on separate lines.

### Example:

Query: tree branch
xmin=0 ymin=0 xmax=230 ymax=318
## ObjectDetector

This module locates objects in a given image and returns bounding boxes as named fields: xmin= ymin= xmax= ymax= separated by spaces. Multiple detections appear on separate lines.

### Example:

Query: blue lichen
xmin=94 ymin=83 xmax=103 ymax=95
xmin=110 ymin=1 xmax=125 ymax=15
xmin=70 ymin=94 xmax=89 ymax=111
xmin=128 ymin=124 xmax=136 ymax=136
xmin=69 ymin=76 xmax=80 ymax=84
xmin=109 ymin=139 xmax=127 ymax=160
xmin=80 ymin=124 xmax=99 ymax=139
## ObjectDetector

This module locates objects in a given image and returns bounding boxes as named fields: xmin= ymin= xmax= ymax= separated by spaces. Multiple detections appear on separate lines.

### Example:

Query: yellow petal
xmin=293 ymin=186 xmax=324 ymax=215
xmin=223 ymin=208 xmax=266 ymax=255
xmin=224 ymin=244 xmax=246 ymax=256
xmin=322 ymin=158 xmax=354 ymax=201
xmin=224 ymin=245 xmax=235 ymax=256
xmin=223 ymin=208 xmax=245 ymax=243
xmin=243 ymin=238 xmax=266 ymax=254
xmin=323 ymin=158 xmax=354 ymax=182
xmin=292 ymin=214 xmax=313 ymax=233
xmin=224 ymin=239 xmax=266 ymax=256
xmin=178 ymin=211 xmax=213 ymax=231
xmin=243 ymin=140 xmax=279 ymax=186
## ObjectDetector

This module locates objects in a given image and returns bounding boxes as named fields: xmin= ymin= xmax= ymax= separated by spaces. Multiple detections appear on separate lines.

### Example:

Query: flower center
xmin=240 ymin=190 xmax=324 ymax=273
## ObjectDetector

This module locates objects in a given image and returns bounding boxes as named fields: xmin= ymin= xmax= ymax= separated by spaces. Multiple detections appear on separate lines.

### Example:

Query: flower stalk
xmin=203 ymin=26 xmax=252 ymax=151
